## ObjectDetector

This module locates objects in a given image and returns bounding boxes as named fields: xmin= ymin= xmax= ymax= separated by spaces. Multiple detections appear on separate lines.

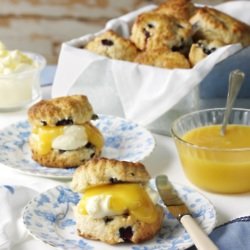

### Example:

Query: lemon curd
xmin=178 ymin=124 xmax=250 ymax=193
xmin=78 ymin=183 xmax=158 ymax=224
xmin=31 ymin=122 xmax=104 ymax=155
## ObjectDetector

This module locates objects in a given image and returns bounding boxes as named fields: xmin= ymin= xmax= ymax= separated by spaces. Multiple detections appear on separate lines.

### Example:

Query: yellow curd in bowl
xmin=176 ymin=124 xmax=250 ymax=194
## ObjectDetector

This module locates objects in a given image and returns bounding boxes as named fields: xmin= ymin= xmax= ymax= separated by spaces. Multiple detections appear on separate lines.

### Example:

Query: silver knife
xmin=156 ymin=175 xmax=218 ymax=250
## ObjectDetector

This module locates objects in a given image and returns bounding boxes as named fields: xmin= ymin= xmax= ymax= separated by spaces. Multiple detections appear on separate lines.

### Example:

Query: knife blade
xmin=156 ymin=175 xmax=218 ymax=250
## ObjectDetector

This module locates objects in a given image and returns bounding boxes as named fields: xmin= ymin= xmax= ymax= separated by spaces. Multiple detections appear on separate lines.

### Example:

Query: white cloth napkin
xmin=0 ymin=185 xmax=37 ymax=250
xmin=52 ymin=1 xmax=249 ymax=126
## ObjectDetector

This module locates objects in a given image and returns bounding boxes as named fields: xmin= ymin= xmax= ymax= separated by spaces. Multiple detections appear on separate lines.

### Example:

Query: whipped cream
xmin=0 ymin=41 xmax=45 ymax=109
xmin=84 ymin=185 xmax=159 ymax=219
xmin=52 ymin=125 xmax=88 ymax=151
xmin=85 ymin=195 xmax=121 ymax=219
xmin=0 ymin=42 xmax=37 ymax=75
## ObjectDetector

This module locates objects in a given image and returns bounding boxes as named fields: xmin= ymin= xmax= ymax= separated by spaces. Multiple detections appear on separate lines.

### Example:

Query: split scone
xmin=28 ymin=95 xmax=104 ymax=168
xmin=71 ymin=158 xmax=165 ymax=244
xmin=85 ymin=30 xmax=139 ymax=62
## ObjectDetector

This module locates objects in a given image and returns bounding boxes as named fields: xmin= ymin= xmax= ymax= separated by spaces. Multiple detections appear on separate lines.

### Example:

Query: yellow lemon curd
xmin=78 ymin=183 xmax=159 ymax=224
xmin=32 ymin=122 xmax=104 ymax=155
xmin=177 ymin=124 xmax=250 ymax=193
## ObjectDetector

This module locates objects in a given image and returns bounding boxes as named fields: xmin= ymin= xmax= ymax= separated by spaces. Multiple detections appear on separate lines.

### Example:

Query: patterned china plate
xmin=22 ymin=181 xmax=216 ymax=250
xmin=0 ymin=115 xmax=155 ymax=179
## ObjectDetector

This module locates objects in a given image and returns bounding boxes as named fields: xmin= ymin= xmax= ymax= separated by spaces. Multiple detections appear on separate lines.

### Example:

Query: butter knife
xmin=156 ymin=175 xmax=218 ymax=250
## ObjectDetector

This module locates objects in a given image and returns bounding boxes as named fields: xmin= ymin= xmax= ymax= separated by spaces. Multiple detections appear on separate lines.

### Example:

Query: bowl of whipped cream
xmin=0 ymin=42 xmax=46 ymax=111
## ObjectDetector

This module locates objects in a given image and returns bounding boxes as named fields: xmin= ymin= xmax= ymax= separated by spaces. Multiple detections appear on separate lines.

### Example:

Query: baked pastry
xmin=130 ymin=11 xmax=192 ymax=52
xmin=190 ymin=7 xmax=250 ymax=47
xmin=134 ymin=48 xmax=190 ymax=69
xmin=71 ymin=158 xmax=165 ymax=244
xmin=155 ymin=0 xmax=197 ymax=20
xmin=28 ymin=95 xmax=104 ymax=168
xmin=85 ymin=30 xmax=139 ymax=61
xmin=189 ymin=39 xmax=225 ymax=66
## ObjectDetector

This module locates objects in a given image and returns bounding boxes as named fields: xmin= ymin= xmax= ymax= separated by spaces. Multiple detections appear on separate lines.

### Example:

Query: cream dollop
xmin=84 ymin=185 xmax=159 ymax=219
xmin=85 ymin=195 xmax=121 ymax=219
xmin=52 ymin=125 xmax=88 ymax=151
xmin=0 ymin=41 xmax=37 ymax=75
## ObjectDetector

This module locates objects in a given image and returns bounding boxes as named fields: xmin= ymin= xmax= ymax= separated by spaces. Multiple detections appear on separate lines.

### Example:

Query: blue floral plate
xmin=0 ymin=115 xmax=155 ymax=179
xmin=22 ymin=181 xmax=216 ymax=250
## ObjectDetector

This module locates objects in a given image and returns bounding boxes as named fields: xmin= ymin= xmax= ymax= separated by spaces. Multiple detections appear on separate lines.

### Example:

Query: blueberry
xmin=56 ymin=118 xmax=73 ymax=126
xmin=101 ymin=39 xmax=114 ymax=46
xmin=119 ymin=226 xmax=133 ymax=242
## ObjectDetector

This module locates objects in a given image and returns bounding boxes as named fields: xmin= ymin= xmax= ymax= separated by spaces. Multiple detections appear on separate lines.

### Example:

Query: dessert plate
xmin=0 ymin=114 xmax=155 ymax=179
xmin=22 ymin=182 xmax=217 ymax=250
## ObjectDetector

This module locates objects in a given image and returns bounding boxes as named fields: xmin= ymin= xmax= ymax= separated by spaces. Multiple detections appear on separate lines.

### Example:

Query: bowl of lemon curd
xmin=171 ymin=108 xmax=250 ymax=194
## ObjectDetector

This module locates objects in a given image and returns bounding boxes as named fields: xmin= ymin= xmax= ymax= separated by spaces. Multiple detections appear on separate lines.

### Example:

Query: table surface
xmin=0 ymin=72 xmax=249 ymax=250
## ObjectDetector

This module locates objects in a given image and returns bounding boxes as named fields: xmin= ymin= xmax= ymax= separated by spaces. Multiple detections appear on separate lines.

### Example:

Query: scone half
xmin=74 ymin=204 xmax=164 ymax=244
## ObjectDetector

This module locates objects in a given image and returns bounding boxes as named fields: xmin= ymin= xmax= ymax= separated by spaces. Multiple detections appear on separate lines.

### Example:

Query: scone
xmin=134 ymin=48 xmax=190 ymax=69
xmin=85 ymin=30 xmax=139 ymax=61
xmin=190 ymin=7 xmax=250 ymax=47
xmin=130 ymin=11 xmax=192 ymax=52
xmin=71 ymin=158 xmax=165 ymax=244
xmin=189 ymin=39 xmax=225 ymax=66
xmin=28 ymin=95 xmax=104 ymax=168
xmin=155 ymin=0 xmax=197 ymax=20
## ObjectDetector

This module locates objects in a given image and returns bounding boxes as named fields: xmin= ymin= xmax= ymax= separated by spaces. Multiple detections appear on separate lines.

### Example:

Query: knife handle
xmin=180 ymin=215 xmax=218 ymax=250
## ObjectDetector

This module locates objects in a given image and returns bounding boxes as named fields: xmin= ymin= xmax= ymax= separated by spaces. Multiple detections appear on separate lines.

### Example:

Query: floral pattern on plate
xmin=22 ymin=181 xmax=216 ymax=250
xmin=0 ymin=115 xmax=155 ymax=179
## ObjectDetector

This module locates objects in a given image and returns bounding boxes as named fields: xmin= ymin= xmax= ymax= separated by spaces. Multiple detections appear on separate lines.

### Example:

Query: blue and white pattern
xmin=0 ymin=115 xmax=155 ymax=179
xmin=22 ymin=182 xmax=216 ymax=250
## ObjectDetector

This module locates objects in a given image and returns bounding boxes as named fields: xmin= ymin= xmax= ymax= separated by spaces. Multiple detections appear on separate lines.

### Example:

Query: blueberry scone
xmin=85 ymin=30 xmax=139 ymax=61
xmin=190 ymin=7 xmax=250 ymax=47
xmin=134 ymin=48 xmax=190 ymax=69
xmin=189 ymin=39 xmax=225 ymax=66
xmin=155 ymin=0 xmax=197 ymax=20
xmin=130 ymin=11 xmax=192 ymax=52
xmin=28 ymin=95 xmax=104 ymax=168
xmin=71 ymin=158 xmax=165 ymax=244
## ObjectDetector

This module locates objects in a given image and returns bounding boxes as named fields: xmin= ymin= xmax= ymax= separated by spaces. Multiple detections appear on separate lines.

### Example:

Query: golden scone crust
xmin=130 ymin=11 xmax=192 ymax=51
xmin=134 ymin=48 xmax=190 ymax=69
xmin=29 ymin=136 xmax=101 ymax=168
xmin=71 ymin=158 xmax=151 ymax=192
xmin=190 ymin=7 xmax=250 ymax=47
xmin=28 ymin=95 xmax=94 ymax=127
xmin=189 ymin=39 xmax=224 ymax=66
xmin=85 ymin=30 xmax=139 ymax=61
xmin=155 ymin=0 xmax=197 ymax=20
xmin=74 ymin=204 xmax=164 ymax=244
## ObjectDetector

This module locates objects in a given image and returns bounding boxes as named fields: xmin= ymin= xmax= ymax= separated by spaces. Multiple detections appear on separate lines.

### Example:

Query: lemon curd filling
xmin=78 ymin=183 xmax=159 ymax=224
xmin=31 ymin=122 xmax=104 ymax=155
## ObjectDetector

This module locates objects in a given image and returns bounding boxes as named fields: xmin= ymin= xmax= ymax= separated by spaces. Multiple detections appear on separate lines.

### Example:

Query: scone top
xmin=28 ymin=95 xmax=94 ymax=127
xmin=71 ymin=158 xmax=151 ymax=193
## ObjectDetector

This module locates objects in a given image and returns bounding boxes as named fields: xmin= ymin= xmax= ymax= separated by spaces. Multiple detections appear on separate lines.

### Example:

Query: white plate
xmin=0 ymin=114 xmax=155 ymax=179
xmin=22 ymin=182 xmax=217 ymax=250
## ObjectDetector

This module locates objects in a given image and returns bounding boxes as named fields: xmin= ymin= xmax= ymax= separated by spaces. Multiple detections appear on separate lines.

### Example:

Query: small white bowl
xmin=0 ymin=52 xmax=46 ymax=111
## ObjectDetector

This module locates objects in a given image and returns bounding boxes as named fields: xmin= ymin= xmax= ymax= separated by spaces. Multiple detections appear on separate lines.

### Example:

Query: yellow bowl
xmin=171 ymin=108 xmax=250 ymax=194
